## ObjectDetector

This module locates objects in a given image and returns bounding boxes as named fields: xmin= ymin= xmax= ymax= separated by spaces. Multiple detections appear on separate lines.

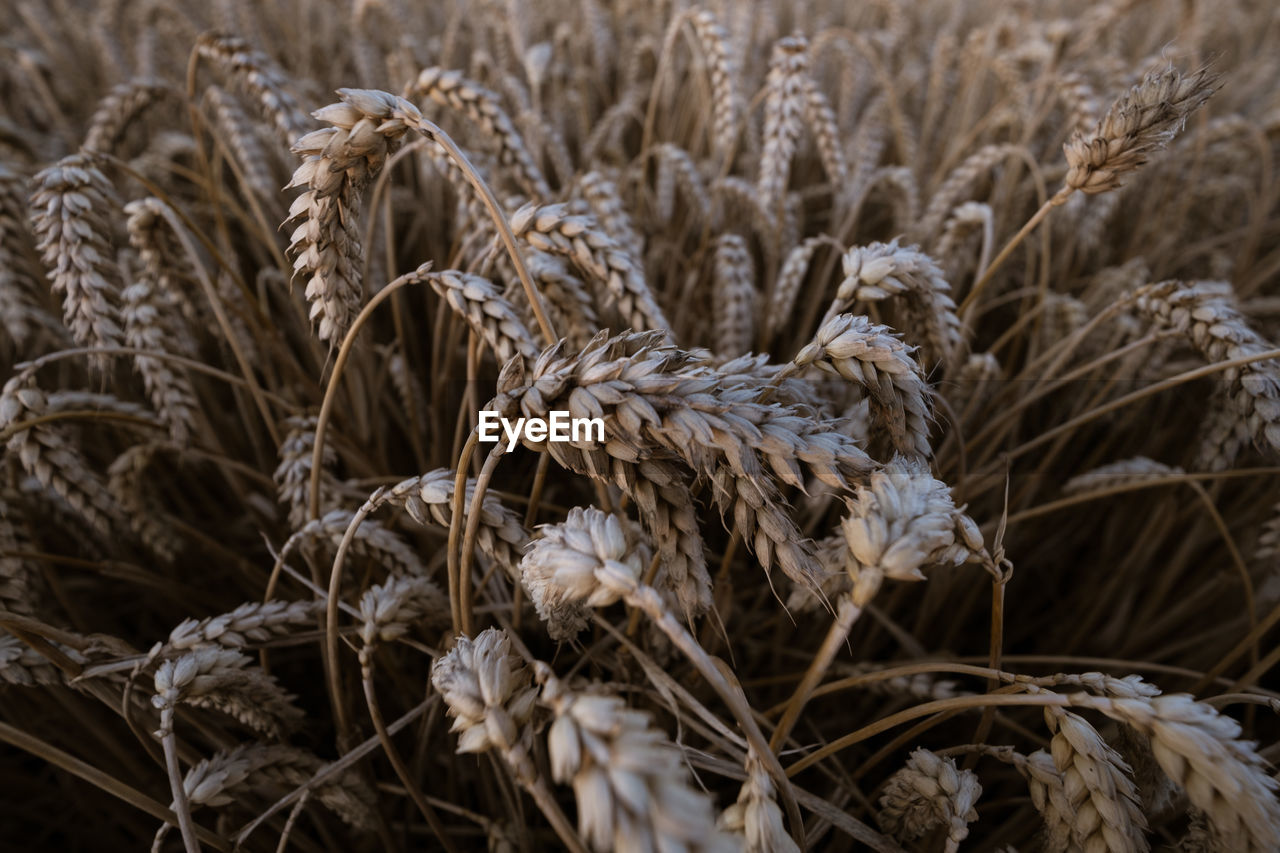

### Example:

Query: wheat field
xmin=2 ymin=0 xmax=1279 ymax=850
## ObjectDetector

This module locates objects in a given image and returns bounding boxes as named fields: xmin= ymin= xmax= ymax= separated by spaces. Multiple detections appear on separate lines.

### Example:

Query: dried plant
xmin=2 ymin=2 xmax=1279 ymax=851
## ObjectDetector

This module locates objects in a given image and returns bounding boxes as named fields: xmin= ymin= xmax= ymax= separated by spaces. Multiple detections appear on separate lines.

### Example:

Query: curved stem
xmin=308 ymin=266 xmax=435 ymax=522
xmin=360 ymin=651 xmax=460 ymax=853
xmin=397 ymin=113 xmax=557 ymax=343
xmin=624 ymin=584 xmax=806 ymax=848
xmin=769 ymin=596 xmax=860 ymax=752
xmin=158 ymin=707 xmax=201 ymax=853
xmin=459 ymin=445 xmax=505 ymax=636
xmin=958 ymin=188 xmax=1070 ymax=318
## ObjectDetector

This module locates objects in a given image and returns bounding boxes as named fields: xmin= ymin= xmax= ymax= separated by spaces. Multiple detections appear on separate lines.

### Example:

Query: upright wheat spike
xmin=29 ymin=153 xmax=125 ymax=369
xmin=758 ymin=34 xmax=808 ymax=215
xmin=712 ymin=232 xmax=755 ymax=356
xmin=286 ymin=88 xmax=413 ymax=342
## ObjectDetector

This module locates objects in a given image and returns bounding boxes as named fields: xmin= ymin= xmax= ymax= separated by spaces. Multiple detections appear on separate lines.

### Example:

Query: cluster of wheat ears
xmin=2 ymin=0 xmax=1280 ymax=850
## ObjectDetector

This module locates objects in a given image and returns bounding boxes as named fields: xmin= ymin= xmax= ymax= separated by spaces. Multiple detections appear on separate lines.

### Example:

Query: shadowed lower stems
xmin=358 ymin=650 xmax=459 ymax=853
xmin=769 ymin=596 xmax=862 ymax=753
xmin=610 ymin=575 xmax=807 ymax=849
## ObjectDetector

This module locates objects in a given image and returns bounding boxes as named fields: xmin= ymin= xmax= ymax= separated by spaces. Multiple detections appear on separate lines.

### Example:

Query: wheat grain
xmin=285 ymin=88 xmax=414 ymax=342
xmin=711 ymin=232 xmax=755 ymax=357
xmin=510 ymin=202 xmax=669 ymax=333
xmin=758 ymin=34 xmax=809 ymax=214
xmin=29 ymin=153 xmax=125 ymax=369
xmin=538 ymin=662 xmax=737 ymax=853
xmin=1063 ymin=65 xmax=1218 ymax=195
xmin=878 ymin=748 xmax=982 ymax=853
xmin=794 ymin=313 xmax=934 ymax=458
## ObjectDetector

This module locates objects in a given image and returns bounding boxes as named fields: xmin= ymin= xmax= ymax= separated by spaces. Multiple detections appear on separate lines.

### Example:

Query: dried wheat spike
xmin=578 ymin=170 xmax=643 ymax=260
xmin=917 ymin=143 xmax=1022 ymax=241
xmin=180 ymin=742 xmax=373 ymax=830
xmin=1043 ymin=706 xmax=1149 ymax=852
xmin=1064 ymin=65 xmax=1218 ymax=195
xmin=82 ymin=78 xmax=170 ymax=154
xmin=204 ymin=84 xmax=277 ymax=198
xmin=29 ymin=153 xmax=125 ymax=369
xmin=1 ymin=377 xmax=122 ymax=536
xmin=839 ymin=456 xmax=976 ymax=608
xmin=0 ymin=496 xmax=39 ymax=618
xmin=273 ymin=415 xmax=342 ymax=530
xmin=1 ymin=633 xmax=72 ymax=687
xmin=836 ymin=241 xmax=962 ymax=366
xmin=286 ymin=88 xmax=415 ymax=342
xmin=522 ymin=249 xmax=599 ymax=349
xmin=1063 ymin=457 xmax=1184 ymax=495
xmin=152 ymin=646 xmax=303 ymax=737
xmin=492 ymin=332 xmax=877 ymax=595
xmin=520 ymin=507 xmax=647 ymax=634
xmin=687 ymin=10 xmax=739 ymax=161
xmin=1135 ymin=280 xmax=1280 ymax=469
xmin=1072 ymin=691 xmax=1280 ymax=851
xmin=769 ymin=236 xmax=830 ymax=340
xmin=802 ymin=76 xmax=848 ymax=188
xmin=719 ymin=747 xmax=799 ymax=853
xmin=407 ymin=66 xmax=550 ymax=199
xmin=0 ymin=163 xmax=62 ymax=351
xmin=381 ymin=468 xmax=528 ymax=583
xmin=712 ymin=233 xmax=755 ymax=356
xmin=758 ymin=34 xmax=808 ymax=214
xmin=510 ymin=202 xmax=669 ymax=333
xmin=431 ymin=627 xmax=539 ymax=764
xmin=1006 ymin=748 xmax=1079 ymax=852
xmin=795 ymin=314 xmax=934 ymax=458
xmin=878 ymin=748 xmax=981 ymax=853
xmin=107 ymin=443 xmax=184 ymax=562
xmin=195 ymin=33 xmax=310 ymax=147
xmin=122 ymin=198 xmax=198 ymax=444
xmin=358 ymin=574 xmax=449 ymax=646
xmin=161 ymin=600 xmax=320 ymax=655
xmin=654 ymin=143 xmax=713 ymax=224
xmin=537 ymin=664 xmax=737 ymax=853
xmin=300 ymin=509 xmax=429 ymax=579
xmin=425 ymin=267 xmax=540 ymax=362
